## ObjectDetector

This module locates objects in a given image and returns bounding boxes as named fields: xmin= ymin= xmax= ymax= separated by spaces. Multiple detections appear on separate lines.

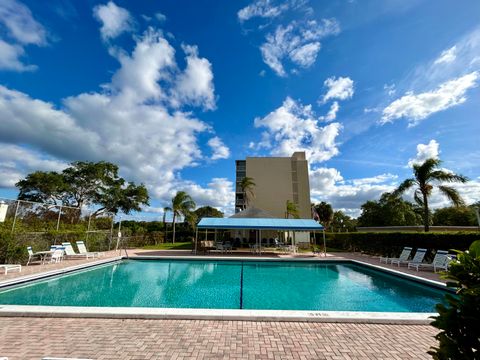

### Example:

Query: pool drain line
xmin=239 ymin=262 xmax=244 ymax=309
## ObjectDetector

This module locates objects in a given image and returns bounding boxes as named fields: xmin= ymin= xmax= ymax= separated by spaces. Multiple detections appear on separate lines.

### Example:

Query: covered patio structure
xmin=195 ymin=217 xmax=325 ymax=256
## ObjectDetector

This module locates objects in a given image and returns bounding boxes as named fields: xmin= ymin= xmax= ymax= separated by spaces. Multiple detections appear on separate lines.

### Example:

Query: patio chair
xmin=380 ymin=247 xmax=412 ymax=264
xmin=26 ymin=246 xmax=43 ymax=265
xmin=76 ymin=241 xmax=104 ymax=258
xmin=408 ymin=250 xmax=449 ymax=272
xmin=62 ymin=242 xmax=94 ymax=259
xmin=391 ymin=248 xmax=426 ymax=267
xmin=223 ymin=241 xmax=233 ymax=254
xmin=401 ymin=248 xmax=427 ymax=268
xmin=0 ymin=264 xmax=22 ymax=274
xmin=50 ymin=247 xmax=65 ymax=263
xmin=215 ymin=242 xmax=225 ymax=253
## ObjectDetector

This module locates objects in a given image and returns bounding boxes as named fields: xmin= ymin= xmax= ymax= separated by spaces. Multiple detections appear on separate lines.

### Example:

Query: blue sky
xmin=0 ymin=0 xmax=479 ymax=218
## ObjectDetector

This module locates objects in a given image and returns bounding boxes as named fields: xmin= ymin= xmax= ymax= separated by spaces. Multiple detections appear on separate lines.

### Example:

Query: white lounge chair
xmin=62 ymin=242 xmax=94 ymax=259
xmin=392 ymin=248 xmax=426 ymax=267
xmin=408 ymin=250 xmax=450 ymax=272
xmin=380 ymin=247 xmax=412 ymax=264
xmin=403 ymin=248 xmax=427 ymax=268
xmin=50 ymin=247 xmax=65 ymax=263
xmin=26 ymin=246 xmax=43 ymax=265
xmin=0 ymin=264 xmax=22 ymax=274
xmin=76 ymin=241 xmax=104 ymax=258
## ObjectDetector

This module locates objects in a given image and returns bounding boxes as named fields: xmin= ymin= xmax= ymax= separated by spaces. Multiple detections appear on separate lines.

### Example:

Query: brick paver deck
xmin=0 ymin=317 xmax=438 ymax=360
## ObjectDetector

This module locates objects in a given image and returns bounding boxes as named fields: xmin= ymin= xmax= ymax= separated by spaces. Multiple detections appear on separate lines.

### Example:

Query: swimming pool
xmin=0 ymin=259 xmax=448 ymax=313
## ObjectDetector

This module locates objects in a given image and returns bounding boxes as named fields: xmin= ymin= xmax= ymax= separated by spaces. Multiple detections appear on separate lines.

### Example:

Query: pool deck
xmin=0 ymin=249 xmax=442 ymax=359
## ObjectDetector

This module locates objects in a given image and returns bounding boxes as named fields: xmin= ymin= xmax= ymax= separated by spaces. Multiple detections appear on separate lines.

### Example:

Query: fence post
xmin=86 ymin=212 xmax=92 ymax=245
xmin=11 ymin=200 xmax=20 ymax=233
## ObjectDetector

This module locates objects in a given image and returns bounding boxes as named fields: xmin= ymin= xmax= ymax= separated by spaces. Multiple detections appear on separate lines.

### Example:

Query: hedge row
xmin=323 ymin=231 xmax=480 ymax=256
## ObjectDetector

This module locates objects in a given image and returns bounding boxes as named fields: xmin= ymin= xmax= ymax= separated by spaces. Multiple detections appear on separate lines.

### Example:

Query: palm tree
xmin=394 ymin=158 xmax=468 ymax=232
xmin=171 ymin=191 xmax=196 ymax=243
xmin=240 ymin=177 xmax=255 ymax=209
xmin=285 ymin=200 xmax=300 ymax=219
xmin=314 ymin=202 xmax=334 ymax=231
xmin=162 ymin=206 xmax=171 ymax=242
xmin=285 ymin=200 xmax=299 ymax=245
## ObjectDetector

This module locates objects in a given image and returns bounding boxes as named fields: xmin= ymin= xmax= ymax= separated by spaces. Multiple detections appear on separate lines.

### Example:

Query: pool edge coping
xmin=0 ymin=255 xmax=445 ymax=324
xmin=0 ymin=305 xmax=436 ymax=324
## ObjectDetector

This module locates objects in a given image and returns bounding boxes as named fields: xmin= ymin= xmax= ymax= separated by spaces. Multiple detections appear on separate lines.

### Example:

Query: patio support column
xmin=323 ymin=229 xmax=327 ymax=257
xmin=259 ymin=229 xmax=262 ymax=255
xmin=194 ymin=227 xmax=198 ymax=254
xmin=293 ymin=231 xmax=296 ymax=254
xmin=214 ymin=229 xmax=217 ymax=243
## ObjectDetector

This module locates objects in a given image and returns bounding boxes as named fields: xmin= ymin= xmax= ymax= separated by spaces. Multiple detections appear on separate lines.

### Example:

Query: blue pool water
xmin=0 ymin=260 xmax=448 ymax=312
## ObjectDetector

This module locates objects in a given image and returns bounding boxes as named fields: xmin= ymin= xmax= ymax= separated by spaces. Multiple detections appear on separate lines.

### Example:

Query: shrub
xmin=324 ymin=232 xmax=479 ymax=256
xmin=428 ymin=240 xmax=480 ymax=359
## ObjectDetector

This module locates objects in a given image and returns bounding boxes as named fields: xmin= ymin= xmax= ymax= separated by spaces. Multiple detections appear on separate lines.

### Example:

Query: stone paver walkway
xmin=0 ymin=317 xmax=438 ymax=360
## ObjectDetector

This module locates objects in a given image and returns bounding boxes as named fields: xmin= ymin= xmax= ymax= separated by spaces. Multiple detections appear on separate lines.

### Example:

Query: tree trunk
xmin=423 ymin=191 xmax=430 ymax=232
xmin=163 ymin=213 xmax=167 ymax=243
xmin=172 ymin=213 xmax=176 ymax=243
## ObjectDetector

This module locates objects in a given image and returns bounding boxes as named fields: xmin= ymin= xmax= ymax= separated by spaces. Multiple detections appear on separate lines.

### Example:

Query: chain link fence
xmin=0 ymin=197 xmax=117 ymax=263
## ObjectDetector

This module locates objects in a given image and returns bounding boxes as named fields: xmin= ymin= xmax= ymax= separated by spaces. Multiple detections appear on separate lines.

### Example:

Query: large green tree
xmin=357 ymin=192 xmax=423 ymax=227
xmin=313 ymin=202 xmax=334 ymax=230
xmin=394 ymin=158 xmax=468 ymax=232
xmin=194 ymin=206 xmax=223 ymax=220
xmin=239 ymin=177 xmax=255 ymax=209
xmin=331 ymin=211 xmax=357 ymax=232
xmin=16 ymin=161 xmax=149 ymax=215
xmin=433 ymin=206 xmax=477 ymax=226
xmin=171 ymin=191 xmax=196 ymax=243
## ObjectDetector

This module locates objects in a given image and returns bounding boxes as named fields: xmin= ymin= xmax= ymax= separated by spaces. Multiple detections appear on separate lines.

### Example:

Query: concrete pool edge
xmin=0 ymin=255 xmax=446 ymax=324
xmin=0 ymin=256 xmax=123 ymax=289
xmin=0 ymin=305 xmax=436 ymax=324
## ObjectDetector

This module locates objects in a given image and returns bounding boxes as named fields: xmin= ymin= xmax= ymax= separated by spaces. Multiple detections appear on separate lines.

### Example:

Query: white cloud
xmin=0 ymin=144 xmax=67 ymax=188
xmin=0 ymin=39 xmax=35 ymax=71
xmin=0 ymin=27 xmax=227 ymax=209
xmin=320 ymin=101 xmax=339 ymax=122
xmin=93 ymin=1 xmax=134 ymax=41
xmin=407 ymin=139 xmax=440 ymax=167
xmin=237 ymin=0 xmax=297 ymax=22
xmin=0 ymin=0 xmax=46 ymax=71
xmin=381 ymin=71 xmax=479 ymax=126
xmin=207 ymin=137 xmax=230 ymax=160
xmin=253 ymin=97 xmax=342 ymax=163
xmin=173 ymin=44 xmax=216 ymax=111
xmin=260 ymin=19 xmax=340 ymax=76
xmin=155 ymin=12 xmax=167 ymax=22
xmin=310 ymin=167 xmax=397 ymax=217
xmin=434 ymin=45 xmax=457 ymax=65
xmin=0 ymin=0 xmax=46 ymax=45
xmin=384 ymin=83 xmax=396 ymax=96
xmin=289 ymin=42 xmax=321 ymax=68
xmin=322 ymin=76 xmax=354 ymax=103
xmin=179 ymin=178 xmax=235 ymax=215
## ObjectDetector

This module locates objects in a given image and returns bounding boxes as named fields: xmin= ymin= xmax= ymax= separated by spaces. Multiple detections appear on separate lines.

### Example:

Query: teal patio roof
xmin=197 ymin=217 xmax=323 ymax=231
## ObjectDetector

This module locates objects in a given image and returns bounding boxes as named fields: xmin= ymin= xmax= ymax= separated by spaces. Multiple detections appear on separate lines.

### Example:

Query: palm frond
xmin=429 ymin=171 xmax=469 ymax=183
xmin=414 ymin=158 xmax=441 ymax=182
xmin=438 ymin=185 xmax=466 ymax=207
xmin=414 ymin=189 xmax=424 ymax=207
xmin=393 ymin=178 xmax=416 ymax=196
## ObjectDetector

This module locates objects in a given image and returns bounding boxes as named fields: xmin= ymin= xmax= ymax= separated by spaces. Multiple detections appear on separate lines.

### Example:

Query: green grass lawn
xmin=143 ymin=242 xmax=192 ymax=250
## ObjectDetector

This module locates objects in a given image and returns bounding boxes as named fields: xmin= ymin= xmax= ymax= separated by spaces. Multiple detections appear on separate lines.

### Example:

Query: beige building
xmin=235 ymin=152 xmax=311 ymax=219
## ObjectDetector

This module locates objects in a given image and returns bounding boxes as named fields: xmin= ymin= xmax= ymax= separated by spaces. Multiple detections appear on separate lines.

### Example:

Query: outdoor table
xmin=34 ymin=250 xmax=54 ymax=264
